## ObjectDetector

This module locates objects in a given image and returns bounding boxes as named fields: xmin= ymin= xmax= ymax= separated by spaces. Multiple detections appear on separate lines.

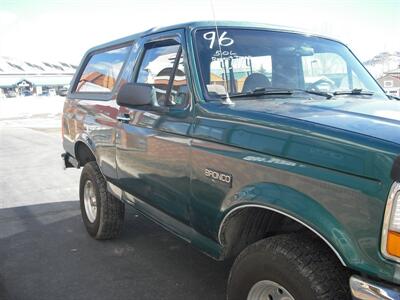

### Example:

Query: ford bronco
xmin=62 ymin=21 xmax=400 ymax=299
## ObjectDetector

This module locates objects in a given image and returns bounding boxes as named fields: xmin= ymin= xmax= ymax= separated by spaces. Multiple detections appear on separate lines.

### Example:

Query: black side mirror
xmin=116 ymin=83 xmax=154 ymax=107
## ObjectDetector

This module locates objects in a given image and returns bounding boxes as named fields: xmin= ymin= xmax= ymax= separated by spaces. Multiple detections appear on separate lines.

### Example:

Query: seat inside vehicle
xmin=242 ymin=73 xmax=271 ymax=92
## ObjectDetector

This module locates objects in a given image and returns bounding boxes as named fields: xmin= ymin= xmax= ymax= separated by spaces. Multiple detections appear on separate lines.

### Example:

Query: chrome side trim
xmin=107 ymin=181 xmax=123 ymax=200
xmin=350 ymin=275 xmax=400 ymax=300
xmin=217 ymin=204 xmax=347 ymax=266
xmin=381 ymin=181 xmax=400 ymax=264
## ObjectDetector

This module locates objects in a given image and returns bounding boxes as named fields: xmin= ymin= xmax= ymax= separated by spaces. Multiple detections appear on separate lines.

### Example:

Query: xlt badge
xmin=204 ymin=168 xmax=232 ymax=187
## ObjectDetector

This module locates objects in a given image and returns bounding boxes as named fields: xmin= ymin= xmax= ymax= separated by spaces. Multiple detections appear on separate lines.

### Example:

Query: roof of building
xmin=0 ymin=75 xmax=72 ymax=88
xmin=0 ymin=56 xmax=77 ymax=76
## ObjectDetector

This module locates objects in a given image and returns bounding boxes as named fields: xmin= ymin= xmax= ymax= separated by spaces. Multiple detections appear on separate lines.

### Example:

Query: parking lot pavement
xmin=0 ymin=202 xmax=230 ymax=300
xmin=0 ymin=126 xmax=80 ymax=208
xmin=0 ymin=124 xmax=230 ymax=299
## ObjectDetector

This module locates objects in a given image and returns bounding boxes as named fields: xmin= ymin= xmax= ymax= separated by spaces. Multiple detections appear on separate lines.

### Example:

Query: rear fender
xmin=73 ymin=133 xmax=97 ymax=161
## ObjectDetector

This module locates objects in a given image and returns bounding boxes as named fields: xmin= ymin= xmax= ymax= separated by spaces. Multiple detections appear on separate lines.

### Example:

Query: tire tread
xmin=228 ymin=233 xmax=351 ymax=300
xmin=81 ymin=162 xmax=124 ymax=240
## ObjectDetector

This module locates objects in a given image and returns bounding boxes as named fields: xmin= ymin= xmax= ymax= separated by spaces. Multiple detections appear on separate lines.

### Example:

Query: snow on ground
xmin=0 ymin=96 xmax=64 ymax=128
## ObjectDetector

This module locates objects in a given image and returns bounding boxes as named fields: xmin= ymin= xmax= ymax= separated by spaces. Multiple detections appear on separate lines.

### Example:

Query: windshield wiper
xmin=333 ymin=88 xmax=374 ymax=96
xmin=221 ymin=87 xmax=374 ymax=100
xmin=222 ymin=87 xmax=293 ymax=99
xmin=292 ymin=89 xmax=333 ymax=99
xmin=387 ymin=94 xmax=400 ymax=100
xmin=224 ymin=88 xmax=333 ymax=100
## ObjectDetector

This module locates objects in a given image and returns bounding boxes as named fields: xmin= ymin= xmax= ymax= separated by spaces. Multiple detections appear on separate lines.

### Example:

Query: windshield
xmin=194 ymin=28 xmax=386 ymax=100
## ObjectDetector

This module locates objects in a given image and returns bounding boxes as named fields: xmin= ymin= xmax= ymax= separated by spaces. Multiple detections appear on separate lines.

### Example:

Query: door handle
xmin=117 ymin=114 xmax=130 ymax=123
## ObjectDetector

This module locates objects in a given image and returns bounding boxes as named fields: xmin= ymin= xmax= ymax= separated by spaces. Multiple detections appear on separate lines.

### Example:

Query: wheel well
xmin=219 ymin=206 xmax=345 ymax=265
xmin=75 ymin=142 xmax=96 ymax=167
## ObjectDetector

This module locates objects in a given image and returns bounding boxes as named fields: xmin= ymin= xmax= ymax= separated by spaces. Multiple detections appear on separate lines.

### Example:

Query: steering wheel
xmin=308 ymin=78 xmax=335 ymax=92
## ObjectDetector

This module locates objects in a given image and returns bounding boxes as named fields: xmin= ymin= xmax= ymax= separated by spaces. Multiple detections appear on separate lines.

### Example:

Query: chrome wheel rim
xmin=83 ymin=180 xmax=97 ymax=223
xmin=247 ymin=280 xmax=295 ymax=300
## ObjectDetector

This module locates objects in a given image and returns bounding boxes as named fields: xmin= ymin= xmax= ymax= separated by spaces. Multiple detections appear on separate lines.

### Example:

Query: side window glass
xmin=76 ymin=45 xmax=130 ymax=93
xmin=136 ymin=44 xmax=189 ymax=107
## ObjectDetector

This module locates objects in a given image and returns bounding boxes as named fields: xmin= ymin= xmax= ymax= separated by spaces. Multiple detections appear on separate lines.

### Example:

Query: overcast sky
xmin=0 ymin=0 xmax=399 ymax=64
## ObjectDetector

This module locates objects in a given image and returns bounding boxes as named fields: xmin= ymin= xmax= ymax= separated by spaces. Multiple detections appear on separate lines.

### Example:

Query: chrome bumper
xmin=350 ymin=275 xmax=400 ymax=300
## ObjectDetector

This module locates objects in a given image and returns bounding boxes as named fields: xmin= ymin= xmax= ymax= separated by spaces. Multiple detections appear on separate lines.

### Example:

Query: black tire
xmin=227 ymin=233 xmax=351 ymax=300
xmin=79 ymin=161 xmax=125 ymax=239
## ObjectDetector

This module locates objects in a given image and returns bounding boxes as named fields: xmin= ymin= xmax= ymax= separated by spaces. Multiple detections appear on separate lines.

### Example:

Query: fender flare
xmin=73 ymin=132 xmax=98 ymax=163
xmin=217 ymin=183 xmax=358 ymax=267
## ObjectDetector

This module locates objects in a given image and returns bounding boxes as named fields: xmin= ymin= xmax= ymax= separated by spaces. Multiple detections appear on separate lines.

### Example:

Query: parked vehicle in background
xmin=62 ymin=21 xmax=400 ymax=300
xmin=48 ymin=88 xmax=56 ymax=96
xmin=58 ymin=88 xmax=68 ymax=96
xmin=6 ymin=90 xmax=17 ymax=98
xmin=20 ymin=90 xmax=32 ymax=97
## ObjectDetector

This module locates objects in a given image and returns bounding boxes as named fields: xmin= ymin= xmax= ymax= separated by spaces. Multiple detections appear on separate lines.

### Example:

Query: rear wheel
xmin=227 ymin=233 xmax=351 ymax=300
xmin=79 ymin=161 xmax=125 ymax=239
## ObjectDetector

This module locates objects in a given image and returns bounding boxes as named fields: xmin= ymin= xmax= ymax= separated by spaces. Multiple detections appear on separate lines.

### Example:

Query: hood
xmin=231 ymin=97 xmax=400 ymax=145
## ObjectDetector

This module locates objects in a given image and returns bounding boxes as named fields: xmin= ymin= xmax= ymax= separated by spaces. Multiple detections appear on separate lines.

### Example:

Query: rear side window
xmin=75 ymin=45 xmax=131 ymax=93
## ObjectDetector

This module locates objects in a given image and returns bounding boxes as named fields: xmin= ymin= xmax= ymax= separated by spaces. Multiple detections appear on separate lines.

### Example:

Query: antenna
xmin=210 ymin=0 xmax=233 ymax=105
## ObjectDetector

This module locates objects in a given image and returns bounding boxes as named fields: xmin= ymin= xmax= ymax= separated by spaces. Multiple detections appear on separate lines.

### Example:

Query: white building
xmin=0 ymin=56 xmax=76 ymax=97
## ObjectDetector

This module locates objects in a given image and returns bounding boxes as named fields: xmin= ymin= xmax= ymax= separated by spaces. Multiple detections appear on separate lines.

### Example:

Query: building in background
xmin=364 ymin=51 xmax=400 ymax=79
xmin=0 ymin=56 xmax=77 ymax=97
xmin=377 ymin=65 xmax=400 ymax=97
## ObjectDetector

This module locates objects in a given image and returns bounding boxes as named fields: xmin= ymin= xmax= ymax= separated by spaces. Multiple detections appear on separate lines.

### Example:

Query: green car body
xmin=62 ymin=21 xmax=400 ymax=298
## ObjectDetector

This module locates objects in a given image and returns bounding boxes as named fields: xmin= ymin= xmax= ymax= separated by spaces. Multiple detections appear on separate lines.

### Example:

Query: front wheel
xmin=227 ymin=234 xmax=351 ymax=300
xmin=79 ymin=161 xmax=125 ymax=239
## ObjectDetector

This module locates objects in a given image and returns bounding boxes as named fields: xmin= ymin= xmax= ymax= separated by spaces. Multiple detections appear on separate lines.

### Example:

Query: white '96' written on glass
xmin=203 ymin=31 xmax=234 ymax=49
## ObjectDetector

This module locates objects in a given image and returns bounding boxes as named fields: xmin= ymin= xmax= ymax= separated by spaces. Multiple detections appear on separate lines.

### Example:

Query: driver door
xmin=115 ymin=30 xmax=193 ymax=224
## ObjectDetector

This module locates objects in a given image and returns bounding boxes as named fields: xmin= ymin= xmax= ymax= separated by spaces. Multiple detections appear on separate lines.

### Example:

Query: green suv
xmin=62 ymin=21 xmax=400 ymax=299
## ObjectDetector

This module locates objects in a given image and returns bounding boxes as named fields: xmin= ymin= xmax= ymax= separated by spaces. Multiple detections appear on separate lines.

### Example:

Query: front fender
xmin=218 ymin=182 xmax=395 ymax=282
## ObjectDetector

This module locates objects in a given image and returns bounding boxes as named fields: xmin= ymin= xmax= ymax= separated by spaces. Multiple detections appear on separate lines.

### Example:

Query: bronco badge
xmin=204 ymin=168 xmax=232 ymax=187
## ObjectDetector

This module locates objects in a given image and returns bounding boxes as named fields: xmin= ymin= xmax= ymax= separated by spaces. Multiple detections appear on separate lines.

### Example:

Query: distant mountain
xmin=364 ymin=51 xmax=400 ymax=78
